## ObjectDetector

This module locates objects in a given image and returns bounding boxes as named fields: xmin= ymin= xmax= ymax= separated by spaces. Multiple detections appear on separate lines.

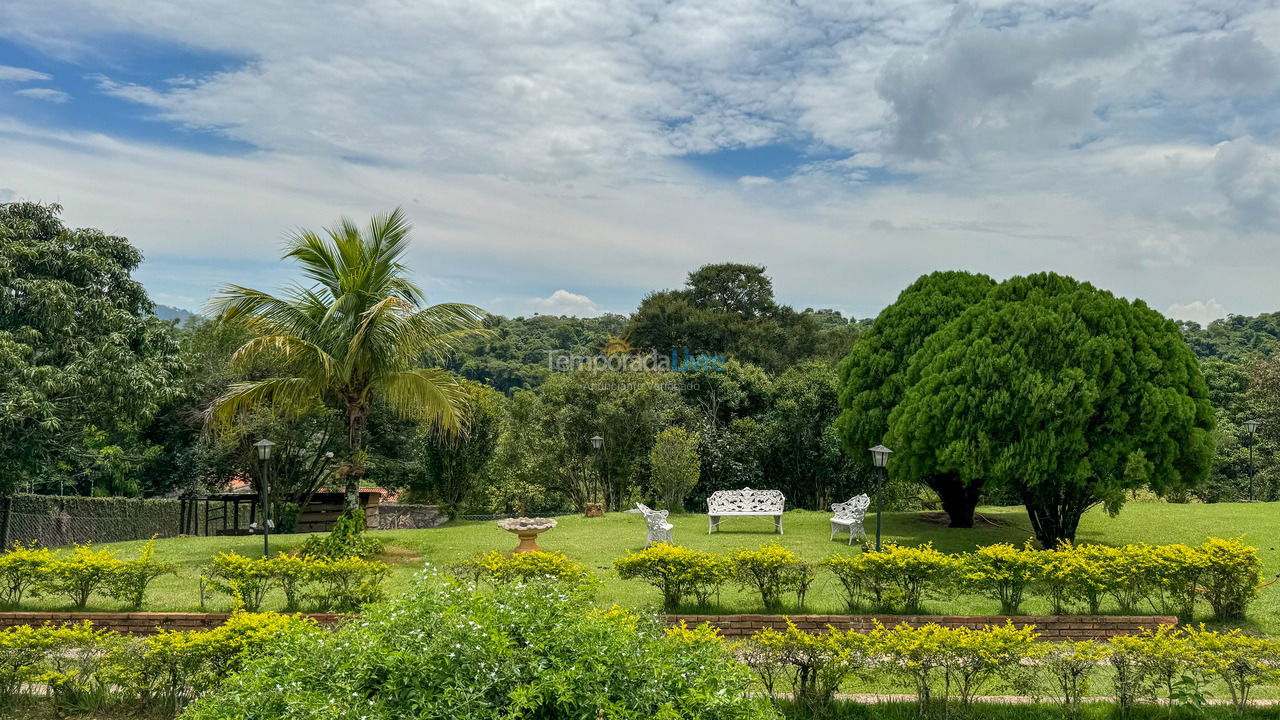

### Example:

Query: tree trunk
xmin=343 ymin=401 xmax=368 ymax=514
xmin=1022 ymin=483 xmax=1097 ymax=548
xmin=925 ymin=473 xmax=982 ymax=528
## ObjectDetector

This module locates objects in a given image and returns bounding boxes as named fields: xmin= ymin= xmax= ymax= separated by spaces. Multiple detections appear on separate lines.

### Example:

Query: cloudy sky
xmin=1 ymin=1 xmax=1277 ymax=323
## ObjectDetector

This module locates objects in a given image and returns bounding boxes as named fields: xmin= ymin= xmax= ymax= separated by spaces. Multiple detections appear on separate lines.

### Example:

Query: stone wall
xmin=663 ymin=614 xmax=1177 ymax=641
xmin=376 ymin=503 xmax=445 ymax=530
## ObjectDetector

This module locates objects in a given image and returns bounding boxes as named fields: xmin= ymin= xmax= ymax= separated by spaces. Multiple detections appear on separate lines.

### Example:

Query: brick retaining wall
xmin=663 ymin=614 xmax=1177 ymax=641
xmin=0 ymin=611 xmax=345 ymax=635
xmin=0 ymin=611 xmax=1175 ymax=640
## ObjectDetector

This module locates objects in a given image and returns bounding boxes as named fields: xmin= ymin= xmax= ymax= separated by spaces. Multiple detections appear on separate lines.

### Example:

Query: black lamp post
xmin=1244 ymin=419 xmax=1260 ymax=501
xmin=590 ymin=435 xmax=605 ymax=513
xmin=869 ymin=444 xmax=892 ymax=552
xmin=254 ymin=439 xmax=275 ymax=557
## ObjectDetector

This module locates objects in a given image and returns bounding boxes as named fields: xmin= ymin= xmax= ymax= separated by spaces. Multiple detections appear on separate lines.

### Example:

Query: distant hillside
xmin=1178 ymin=312 xmax=1280 ymax=363
xmin=153 ymin=304 xmax=197 ymax=323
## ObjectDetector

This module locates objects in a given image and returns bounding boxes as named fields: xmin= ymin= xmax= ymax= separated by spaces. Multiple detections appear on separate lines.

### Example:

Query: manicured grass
xmin=18 ymin=501 xmax=1280 ymax=633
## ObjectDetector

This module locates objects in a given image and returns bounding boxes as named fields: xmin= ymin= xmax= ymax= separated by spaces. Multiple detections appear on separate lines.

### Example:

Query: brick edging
xmin=1 ymin=611 xmax=1176 ymax=640
xmin=0 ymin=611 xmax=345 ymax=635
xmin=663 ymin=614 xmax=1178 ymax=641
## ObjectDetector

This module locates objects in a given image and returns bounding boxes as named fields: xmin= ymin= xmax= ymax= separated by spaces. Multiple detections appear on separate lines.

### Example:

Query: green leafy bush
xmin=823 ymin=543 xmax=960 ymax=612
xmin=39 ymin=545 xmax=123 ymax=609
xmin=960 ymin=542 xmax=1041 ymax=614
xmin=308 ymin=555 xmax=389 ymax=612
xmin=140 ymin=611 xmax=319 ymax=712
xmin=730 ymin=543 xmax=814 ymax=611
xmin=202 ymin=552 xmax=276 ymax=612
xmin=740 ymin=621 xmax=867 ymax=717
xmin=181 ymin=573 xmax=774 ymax=720
xmin=614 ymin=544 xmax=729 ymax=610
xmin=1198 ymin=537 xmax=1261 ymax=620
xmin=0 ymin=544 xmax=54 ymax=607
xmin=454 ymin=550 xmax=593 ymax=588
xmin=298 ymin=508 xmax=383 ymax=559
xmin=106 ymin=538 xmax=176 ymax=610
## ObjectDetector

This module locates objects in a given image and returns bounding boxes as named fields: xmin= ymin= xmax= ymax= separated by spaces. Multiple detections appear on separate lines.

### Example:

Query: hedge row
xmin=615 ymin=538 xmax=1263 ymax=618
xmin=202 ymin=552 xmax=389 ymax=612
xmin=0 ymin=612 xmax=318 ymax=716
xmin=0 ymin=544 xmax=390 ymax=614
xmin=0 ymin=540 xmax=173 ymax=609
xmin=741 ymin=620 xmax=1280 ymax=718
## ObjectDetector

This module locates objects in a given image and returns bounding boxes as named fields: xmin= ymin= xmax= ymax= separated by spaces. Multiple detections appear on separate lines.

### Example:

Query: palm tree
xmin=207 ymin=208 xmax=488 ymax=512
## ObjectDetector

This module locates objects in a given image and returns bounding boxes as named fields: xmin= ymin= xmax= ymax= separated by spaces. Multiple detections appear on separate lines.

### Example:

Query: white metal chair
xmin=829 ymin=494 xmax=871 ymax=544
xmin=637 ymin=503 xmax=674 ymax=547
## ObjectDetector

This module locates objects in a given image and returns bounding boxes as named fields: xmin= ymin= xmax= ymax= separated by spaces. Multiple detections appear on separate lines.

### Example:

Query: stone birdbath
xmin=497 ymin=517 xmax=558 ymax=554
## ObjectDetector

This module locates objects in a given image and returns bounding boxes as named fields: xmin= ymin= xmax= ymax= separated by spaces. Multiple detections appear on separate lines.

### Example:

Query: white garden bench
xmin=706 ymin=488 xmax=785 ymax=534
xmin=829 ymin=494 xmax=871 ymax=544
xmin=636 ymin=503 xmax=673 ymax=547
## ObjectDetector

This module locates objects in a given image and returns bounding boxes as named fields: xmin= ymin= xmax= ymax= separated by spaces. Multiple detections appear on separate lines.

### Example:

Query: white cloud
xmin=14 ymin=87 xmax=69 ymax=103
xmin=522 ymin=290 xmax=603 ymax=316
xmin=0 ymin=65 xmax=50 ymax=82
xmin=0 ymin=2 xmax=1279 ymax=319
xmin=1165 ymin=299 xmax=1229 ymax=327
xmin=1212 ymin=137 xmax=1280 ymax=231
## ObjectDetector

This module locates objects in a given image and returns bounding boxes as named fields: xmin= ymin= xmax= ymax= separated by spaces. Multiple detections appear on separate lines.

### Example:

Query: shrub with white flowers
xmin=181 ymin=570 xmax=775 ymax=720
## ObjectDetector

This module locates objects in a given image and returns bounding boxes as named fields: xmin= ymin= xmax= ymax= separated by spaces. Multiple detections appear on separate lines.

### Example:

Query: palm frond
xmin=206 ymin=376 xmax=324 ymax=430
xmin=378 ymin=367 xmax=469 ymax=435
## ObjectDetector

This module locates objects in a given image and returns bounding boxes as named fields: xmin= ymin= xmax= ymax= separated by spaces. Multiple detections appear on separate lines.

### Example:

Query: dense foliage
xmin=834 ymin=271 xmax=996 ymax=527
xmin=182 ymin=574 xmax=774 ymax=720
xmin=889 ymin=273 xmax=1214 ymax=546
xmin=0 ymin=202 xmax=182 ymax=495
xmin=617 ymin=538 xmax=1261 ymax=619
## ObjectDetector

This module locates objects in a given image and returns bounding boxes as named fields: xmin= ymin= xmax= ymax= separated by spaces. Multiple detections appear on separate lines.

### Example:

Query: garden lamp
xmin=254 ymin=439 xmax=275 ymax=557
xmin=869 ymin=445 xmax=892 ymax=551
xmin=1244 ymin=420 xmax=1261 ymax=500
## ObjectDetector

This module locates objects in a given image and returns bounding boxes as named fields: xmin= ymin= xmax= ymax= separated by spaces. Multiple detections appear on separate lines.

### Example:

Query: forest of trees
xmin=3 ymin=202 xmax=1278 ymax=538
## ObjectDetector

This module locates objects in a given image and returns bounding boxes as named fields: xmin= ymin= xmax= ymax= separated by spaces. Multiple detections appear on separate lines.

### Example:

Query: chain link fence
xmin=0 ymin=494 xmax=180 ymax=548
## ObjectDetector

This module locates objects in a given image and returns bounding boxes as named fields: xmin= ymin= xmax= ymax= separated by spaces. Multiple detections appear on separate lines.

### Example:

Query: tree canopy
xmin=889 ymin=272 xmax=1215 ymax=546
xmin=208 ymin=208 xmax=488 ymax=511
xmin=0 ymin=202 xmax=181 ymax=495
xmin=833 ymin=270 xmax=996 ymax=526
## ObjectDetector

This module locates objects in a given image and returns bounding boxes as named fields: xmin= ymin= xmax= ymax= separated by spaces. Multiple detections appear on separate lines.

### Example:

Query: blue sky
xmin=2 ymin=1 xmax=1280 ymax=324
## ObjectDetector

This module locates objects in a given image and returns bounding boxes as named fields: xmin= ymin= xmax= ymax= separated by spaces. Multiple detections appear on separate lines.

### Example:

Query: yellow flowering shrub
xmin=741 ymin=621 xmax=867 ymax=716
xmin=1183 ymin=624 xmax=1280 ymax=712
xmin=728 ymin=543 xmax=814 ymax=611
xmin=0 ymin=543 xmax=54 ymax=607
xmin=614 ymin=543 xmax=730 ymax=610
xmin=1199 ymin=536 xmax=1262 ymax=620
xmin=39 ymin=545 xmax=123 ymax=609
xmin=827 ymin=543 xmax=961 ymax=612
xmin=960 ymin=542 xmax=1041 ymax=614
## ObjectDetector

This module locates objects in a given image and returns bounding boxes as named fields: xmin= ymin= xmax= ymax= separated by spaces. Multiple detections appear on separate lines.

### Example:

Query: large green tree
xmin=833 ymin=270 xmax=996 ymax=527
xmin=889 ymin=273 xmax=1215 ymax=546
xmin=208 ymin=209 xmax=487 ymax=512
xmin=402 ymin=380 xmax=505 ymax=518
xmin=628 ymin=263 xmax=851 ymax=371
xmin=0 ymin=202 xmax=181 ymax=495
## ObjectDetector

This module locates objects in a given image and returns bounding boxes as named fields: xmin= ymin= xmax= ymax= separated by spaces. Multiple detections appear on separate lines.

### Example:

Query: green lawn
xmin=19 ymin=501 xmax=1280 ymax=633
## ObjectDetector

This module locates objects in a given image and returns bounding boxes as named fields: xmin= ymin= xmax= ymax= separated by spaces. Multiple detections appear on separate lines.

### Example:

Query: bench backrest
xmin=831 ymin=494 xmax=871 ymax=521
xmin=706 ymin=487 xmax=785 ymax=514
